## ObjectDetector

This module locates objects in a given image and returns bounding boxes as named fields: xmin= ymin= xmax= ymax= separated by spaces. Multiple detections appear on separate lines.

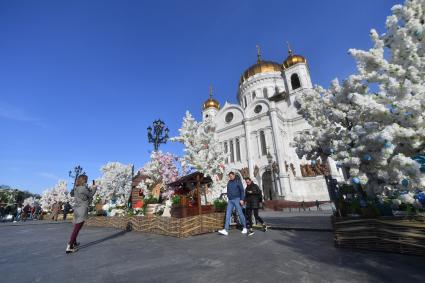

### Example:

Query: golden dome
xmin=239 ymin=60 xmax=282 ymax=85
xmin=283 ymin=52 xmax=307 ymax=69
xmin=203 ymin=98 xmax=220 ymax=110
xmin=202 ymin=85 xmax=220 ymax=110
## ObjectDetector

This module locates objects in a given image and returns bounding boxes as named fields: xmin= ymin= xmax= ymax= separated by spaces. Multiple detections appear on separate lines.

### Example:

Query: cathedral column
xmin=269 ymin=102 xmax=289 ymax=198
xmin=256 ymin=131 xmax=261 ymax=158
xmin=243 ymin=120 xmax=254 ymax=178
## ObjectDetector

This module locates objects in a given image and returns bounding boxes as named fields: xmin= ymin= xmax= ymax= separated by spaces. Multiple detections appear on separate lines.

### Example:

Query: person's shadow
xmin=78 ymin=223 xmax=132 ymax=250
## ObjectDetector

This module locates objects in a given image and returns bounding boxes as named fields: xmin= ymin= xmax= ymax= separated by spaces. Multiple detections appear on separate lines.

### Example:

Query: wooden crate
xmin=332 ymin=216 xmax=425 ymax=256
xmin=85 ymin=212 xmax=225 ymax=238
xmin=170 ymin=205 xmax=215 ymax=218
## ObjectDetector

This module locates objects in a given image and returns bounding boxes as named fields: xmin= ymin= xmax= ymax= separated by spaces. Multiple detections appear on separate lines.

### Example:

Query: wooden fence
xmin=332 ymin=216 xmax=425 ymax=256
xmin=85 ymin=213 xmax=225 ymax=238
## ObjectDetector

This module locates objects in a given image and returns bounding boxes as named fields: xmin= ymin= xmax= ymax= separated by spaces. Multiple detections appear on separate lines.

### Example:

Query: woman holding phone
xmin=66 ymin=175 xmax=97 ymax=254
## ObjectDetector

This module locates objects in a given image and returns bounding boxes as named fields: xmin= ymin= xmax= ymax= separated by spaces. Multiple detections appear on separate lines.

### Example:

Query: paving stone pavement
xmin=260 ymin=209 xmax=333 ymax=231
xmin=1 ymin=222 xmax=424 ymax=283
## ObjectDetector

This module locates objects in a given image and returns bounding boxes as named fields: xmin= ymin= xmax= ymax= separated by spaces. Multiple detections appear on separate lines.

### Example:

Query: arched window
xmin=244 ymin=96 xmax=247 ymax=108
xmin=230 ymin=140 xmax=235 ymax=163
xmin=224 ymin=142 xmax=229 ymax=164
xmin=236 ymin=138 xmax=241 ymax=162
xmin=260 ymin=131 xmax=267 ymax=156
xmin=263 ymin=88 xmax=268 ymax=97
xmin=252 ymin=91 xmax=256 ymax=100
xmin=291 ymin=73 xmax=301 ymax=90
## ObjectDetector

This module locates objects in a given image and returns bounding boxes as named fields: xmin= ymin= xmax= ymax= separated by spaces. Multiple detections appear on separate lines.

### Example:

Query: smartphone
xmin=92 ymin=180 xmax=96 ymax=186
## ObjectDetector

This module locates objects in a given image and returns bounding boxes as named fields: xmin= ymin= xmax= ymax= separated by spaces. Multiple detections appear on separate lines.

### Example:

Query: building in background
xmin=201 ymin=46 xmax=343 ymax=201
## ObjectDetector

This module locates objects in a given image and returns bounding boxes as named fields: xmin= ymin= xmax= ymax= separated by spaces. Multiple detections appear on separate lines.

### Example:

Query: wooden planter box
xmin=85 ymin=212 xmax=225 ymax=238
xmin=170 ymin=205 xmax=214 ymax=218
xmin=95 ymin=203 xmax=105 ymax=216
xmin=332 ymin=215 xmax=425 ymax=256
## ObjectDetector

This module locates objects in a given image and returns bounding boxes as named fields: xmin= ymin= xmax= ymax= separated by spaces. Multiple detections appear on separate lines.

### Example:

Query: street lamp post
xmin=147 ymin=119 xmax=169 ymax=151
xmin=69 ymin=165 xmax=85 ymax=190
xmin=267 ymin=150 xmax=276 ymax=200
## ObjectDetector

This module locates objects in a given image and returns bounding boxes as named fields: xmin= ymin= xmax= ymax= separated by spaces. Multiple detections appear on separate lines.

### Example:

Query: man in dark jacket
xmin=244 ymin=177 xmax=267 ymax=235
xmin=218 ymin=172 xmax=247 ymax=236
xmin=63 ymin=202 xmax=72 ymax=220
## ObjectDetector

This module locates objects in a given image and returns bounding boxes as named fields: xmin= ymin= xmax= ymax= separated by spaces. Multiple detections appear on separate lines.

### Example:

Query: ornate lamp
xmin=147 ymin=119 xmax=169 ymax=151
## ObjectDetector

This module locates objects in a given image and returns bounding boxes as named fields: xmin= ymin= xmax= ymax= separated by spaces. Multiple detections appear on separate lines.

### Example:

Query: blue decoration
xmin=336 ymin=161 xmax=342 ymax=168
xmin=386 ymin=104 xmax=397 ymax=114
xmin=363 ymin=154 xmax=372 ymax=161
xmin=415 ymin=192 xmax=425 ymax=204
xmin=401 ymin=179 xmax=409 ymax=187
xmin=384 ymin=141 xmax=392 ymax=148
xmin=311 ymin=160 xmax=317 ymax=166
xmin=330 ymin=148 xmax=335 ymax=154
xmin=352 ymin=177 xmax=360 ymax=184
xmin=412 ymin=154 xmax=425 ymax=173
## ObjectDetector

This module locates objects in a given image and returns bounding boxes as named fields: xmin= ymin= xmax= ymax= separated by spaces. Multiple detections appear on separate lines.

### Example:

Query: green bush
xmin=171 ymin=195 xmax=181 ymax=206
xmin=143 ymin=196 xmax=159 ymax=205
xmin=213 ymin=199 xmax=227 ymax=211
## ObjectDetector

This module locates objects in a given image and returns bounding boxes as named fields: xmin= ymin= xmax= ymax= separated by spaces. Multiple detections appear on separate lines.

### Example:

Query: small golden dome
xmin=283 ymin=52 xmax=307 ymax=69
xmin=203 ymin=98 xmax=220 ymax=110
xmin=203 ymin=85 xmax=220 ymax=110
xmin=239 ymin=60 xmax=282 ymax=85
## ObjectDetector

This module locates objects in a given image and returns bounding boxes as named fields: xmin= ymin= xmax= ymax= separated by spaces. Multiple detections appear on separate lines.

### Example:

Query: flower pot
xmin=145 ymin=204 xmax=159 ymax=216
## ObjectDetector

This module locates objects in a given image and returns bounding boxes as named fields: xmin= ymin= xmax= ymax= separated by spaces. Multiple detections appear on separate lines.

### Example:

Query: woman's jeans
xmin=224 ymin=198 xmax=246 ymax=230
xmin=69 ymin=222 xmax=84 ymax=246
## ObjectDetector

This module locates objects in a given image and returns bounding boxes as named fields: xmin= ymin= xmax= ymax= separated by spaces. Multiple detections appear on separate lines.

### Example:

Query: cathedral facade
xmin=201 ymin=47 xmax=343 ymax=201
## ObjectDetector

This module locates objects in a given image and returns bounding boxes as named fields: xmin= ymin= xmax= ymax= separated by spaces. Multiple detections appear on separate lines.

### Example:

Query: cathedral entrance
xmin=262 ymin=170 xmax=273 ymax=201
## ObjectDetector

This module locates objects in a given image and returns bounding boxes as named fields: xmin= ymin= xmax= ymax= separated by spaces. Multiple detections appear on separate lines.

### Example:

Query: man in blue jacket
xmin=218 ymin=172 xmax=247 ymax=236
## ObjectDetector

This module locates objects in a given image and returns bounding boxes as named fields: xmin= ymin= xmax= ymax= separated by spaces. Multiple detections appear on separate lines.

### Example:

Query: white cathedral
xmin=201 ymin=47 xmax=343 ymax=202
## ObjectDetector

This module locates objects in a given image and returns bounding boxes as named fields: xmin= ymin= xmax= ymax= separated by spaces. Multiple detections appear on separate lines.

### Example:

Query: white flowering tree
xmin=138 ymin=151 xmax=180 ymax=199
xmin=294 ymin=0 xmax=425 ymax=197
xmin=40 ymin=180 xmax=70 ymax=210
xmin=23 ymin=196 xmax=40 ymax=207
xmin=96 ymin=162 xmax=133 ymax=207
xmin=172 ymin=111 xmax=228 ymax=200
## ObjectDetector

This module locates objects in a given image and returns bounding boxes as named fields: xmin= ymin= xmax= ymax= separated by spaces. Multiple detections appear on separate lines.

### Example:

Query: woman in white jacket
xmin=66 ymin=175 xmax=97 ymax=254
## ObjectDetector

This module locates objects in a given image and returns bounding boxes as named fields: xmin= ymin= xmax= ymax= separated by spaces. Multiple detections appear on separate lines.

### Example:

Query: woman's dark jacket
xmin=245 ymin=183 xmax=263 ymax=209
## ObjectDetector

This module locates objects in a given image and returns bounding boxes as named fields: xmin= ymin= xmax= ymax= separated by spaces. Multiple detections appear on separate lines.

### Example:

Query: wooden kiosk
xmin=85 ymin=172 xmax=225 ymax=238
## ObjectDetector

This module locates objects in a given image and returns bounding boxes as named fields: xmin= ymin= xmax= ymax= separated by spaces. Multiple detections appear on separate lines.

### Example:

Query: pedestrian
xmin=66 ymin=175 xmax=97 ymax=254
xmin=14 ymin=204 xmax=22 ymax=222
xmin=34 ymin=205 xmax=41 ymax=220
xmin=52 ymin=202 xmax=61 ymax=221
xmin=22 ymin=203 xmax=31 ymax=221
xmin=5 ymin=205 xmax=11 ymax=217
xmin=315 ymin=200 xmax=320 ymax=211
xmin=244 ymin=177 xmax=267 ymax=235
xmin=30 ymin=205 xmax=35 ymax=220
xmin=63 ymin=202 xmax=72 ymax=220
xmin=301 ymin=200 xmax=306 ymax=211
xmin=0 ymin=204 xmax=4 ymax=222
xmin=218 ymin=172 xmax=247 ymax=236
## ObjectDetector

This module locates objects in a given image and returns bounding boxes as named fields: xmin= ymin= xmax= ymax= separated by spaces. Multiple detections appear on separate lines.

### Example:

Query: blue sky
xmin=0 ymin=0 xmax=400 ymax=194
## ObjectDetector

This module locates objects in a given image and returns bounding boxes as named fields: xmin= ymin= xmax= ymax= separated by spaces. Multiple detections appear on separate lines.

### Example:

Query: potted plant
xmin=143 ymin=196 xmax=159 ymax=216
xmin=213 ymin=199 xmax=227 ymax=212
xmin=171 ymin=195 xmax=181 ymax=207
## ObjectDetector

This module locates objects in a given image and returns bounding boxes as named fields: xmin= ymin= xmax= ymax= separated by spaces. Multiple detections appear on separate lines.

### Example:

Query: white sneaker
xmin=65 ymin=244 xmax=77 ymax=254
xmin=218 ymin=229 xmax=228 ymax=236
xmin=241 ymin=228 xmax=248 ymax=234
